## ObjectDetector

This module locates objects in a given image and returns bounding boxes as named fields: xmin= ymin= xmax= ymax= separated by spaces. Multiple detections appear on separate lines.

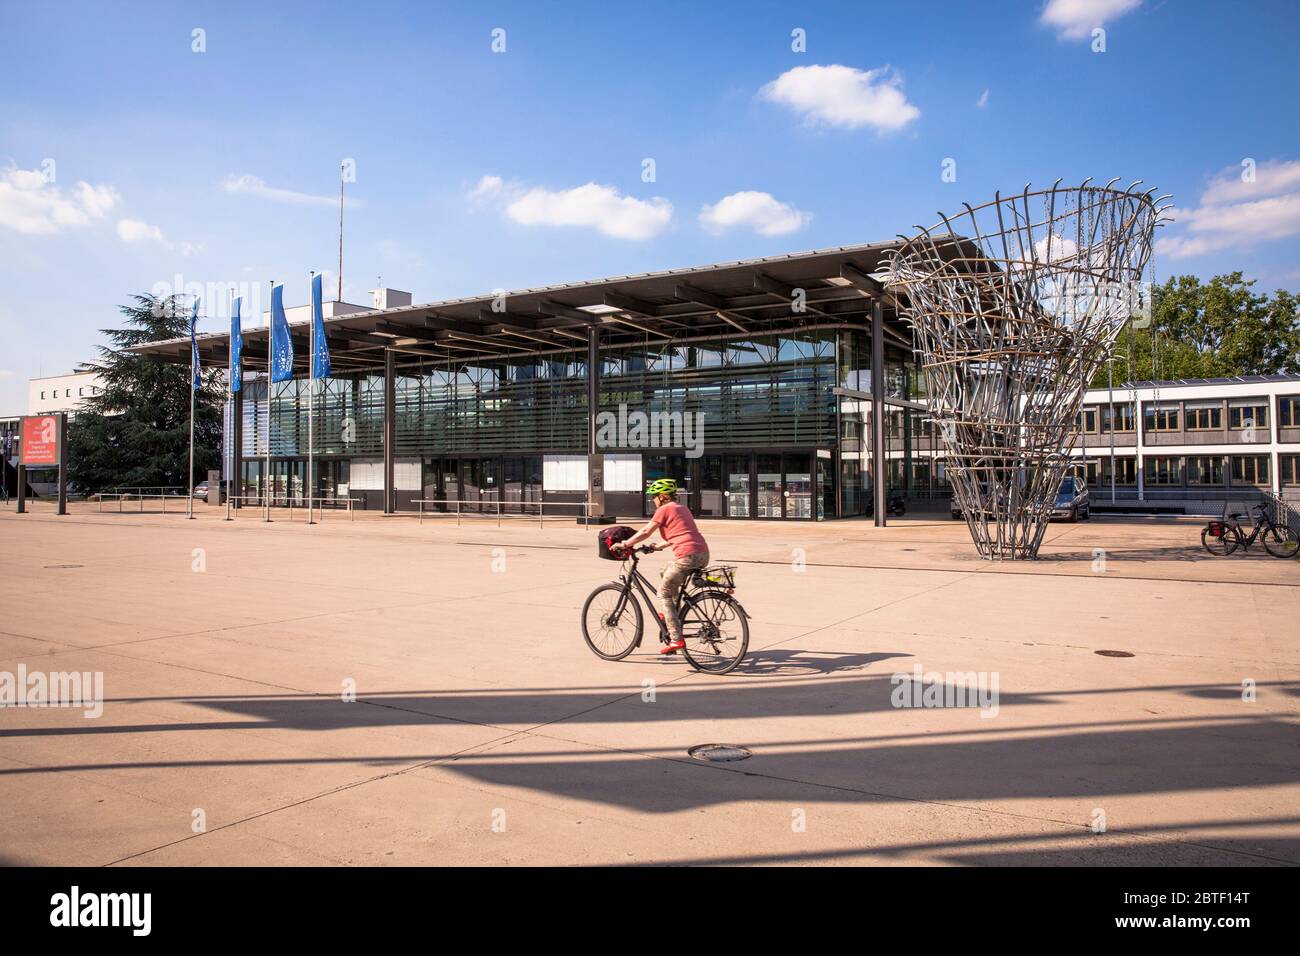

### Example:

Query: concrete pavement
xmin=1 ymin=503 xmax=1296 ymax=865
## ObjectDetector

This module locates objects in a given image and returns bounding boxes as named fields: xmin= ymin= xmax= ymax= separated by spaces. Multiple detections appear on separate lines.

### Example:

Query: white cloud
xmin=221 ymin=173 xmax=357 ymax=207
xmin=1156 ymin=160 xmax=1300 ymax=260
xmin=504 ymin=182 xmax=672 ymax=240
xmin=467 ymin=175 xmax=504 ymax=200
xmin=699 ymin=191 xmax=811 ymax=236
xmin=0 ymin=166 xmax=119 ymax=235
xmin=117 ymin=218 xmax=165 ymax=243
xmin=117 ymin=218 xmax=202 ymax=256
xmin=976 ymin=88 xmax=990 ymax=109
xmin=760 ymin=64 xmax=920 ymax=131
xmin=1040 ymin=0 xmax=1142 ymax=40
xmin=1200 ymin=159 xmax=1300 ymax=205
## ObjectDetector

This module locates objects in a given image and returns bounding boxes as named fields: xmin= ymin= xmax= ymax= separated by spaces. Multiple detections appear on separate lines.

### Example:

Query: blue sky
xmin=2 ymin=0 xmax=1299 ymax=412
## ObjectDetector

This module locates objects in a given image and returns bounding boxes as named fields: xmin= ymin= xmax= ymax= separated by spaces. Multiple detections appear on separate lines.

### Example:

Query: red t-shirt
xmin=650 ymin=501 xmax=708 ymax=559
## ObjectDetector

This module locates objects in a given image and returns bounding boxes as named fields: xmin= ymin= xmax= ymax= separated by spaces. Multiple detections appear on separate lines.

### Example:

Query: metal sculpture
xmin=887 ymin=180 xmax=1169 ymax=559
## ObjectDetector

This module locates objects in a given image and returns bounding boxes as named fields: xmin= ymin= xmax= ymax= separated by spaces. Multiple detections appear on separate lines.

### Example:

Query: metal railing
xmin=93 ymin=492 xmax=191 ymax=513
xmin=414 ymin=498 xmax=591 ymax=528
xmin=108 ymin=485 xmax=186 ymax=497
xmin=227 ymin=494 xmax=359 ymax=521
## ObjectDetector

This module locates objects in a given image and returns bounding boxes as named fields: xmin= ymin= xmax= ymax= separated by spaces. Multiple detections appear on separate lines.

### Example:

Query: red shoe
xmin=660 ymin=639 xmax=685 ymax=655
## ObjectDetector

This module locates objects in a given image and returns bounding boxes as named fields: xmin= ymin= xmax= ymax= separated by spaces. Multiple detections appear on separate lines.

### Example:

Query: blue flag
xmin=189 ymin=298 xmax=202 ymax=390
xmin=311 ymin=273 xmax=331 ymax=379
xmin=230 ymin=296 xmax=243 ymax=393
xmin=270 ymin=283 xmax=294 ymax=383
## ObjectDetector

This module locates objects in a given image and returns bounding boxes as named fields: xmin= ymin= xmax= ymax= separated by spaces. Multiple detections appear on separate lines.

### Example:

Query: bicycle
xmin=580 ymin=545 xmax=750 ymax=673
xmin=1201 ymin=503 xmax=1300 ymax=558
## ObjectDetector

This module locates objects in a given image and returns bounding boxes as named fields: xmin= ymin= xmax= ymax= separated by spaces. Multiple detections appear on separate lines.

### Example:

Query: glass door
xmin=756 ymin=454 xmax=783 ymax=518
xmin=817 ymin=455 xmax=833 ymax=520
xmin=643 ymin=454 xmax=689 ymax=517
xmin=725 ymin=454 xmax=751 ymax=517
xmin=696 ymin=455 xmax=724 ymax=517
xmin=461 ymin=459 xmax=481 ymax=513
xmin=440 ymin=459 xmax=459 ymax=511
xmin=784 ymin=453 xmax=812 ymax=519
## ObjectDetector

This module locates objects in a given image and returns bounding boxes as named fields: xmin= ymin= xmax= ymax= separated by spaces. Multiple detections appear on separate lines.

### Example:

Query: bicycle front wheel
xmin=1263 ymin=525 xmax=1300 ymax=559
xmin=1202 ymin=525 xmax=1238 ymax=556
xmin=581 ymin=583 xmax=643 ymax=660
xmin=680 ymin=591 xmax=749 ymax=674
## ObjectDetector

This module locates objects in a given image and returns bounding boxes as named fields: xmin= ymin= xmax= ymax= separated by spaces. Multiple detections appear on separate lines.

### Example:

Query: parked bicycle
xmin=1201 ymin=504 xmax=1299 ymax=558
xmin=581 ymin=542 xmax=750 ymax=673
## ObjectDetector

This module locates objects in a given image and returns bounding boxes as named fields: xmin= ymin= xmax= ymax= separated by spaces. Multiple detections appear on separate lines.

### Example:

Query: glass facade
xmin=232 ymin=326 xmax=932 ymax=519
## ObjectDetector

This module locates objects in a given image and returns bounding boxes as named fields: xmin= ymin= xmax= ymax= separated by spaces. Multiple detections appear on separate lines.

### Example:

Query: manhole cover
xmin=688 ymin=744 xmax=752 ymax=763
xmin=1094 ymin=650 xmax=1135 ymax=658
xmin=44 ymin=564 xmax=83 ymax=569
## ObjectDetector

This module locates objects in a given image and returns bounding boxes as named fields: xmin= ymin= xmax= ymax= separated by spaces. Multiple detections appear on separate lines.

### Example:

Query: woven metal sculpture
xmin=887 ymin=180 xmax=1169 ymax=559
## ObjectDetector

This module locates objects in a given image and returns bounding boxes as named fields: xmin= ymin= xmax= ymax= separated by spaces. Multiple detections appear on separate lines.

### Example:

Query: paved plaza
xmin=1 ymin=503 xmax=1296 ymax=866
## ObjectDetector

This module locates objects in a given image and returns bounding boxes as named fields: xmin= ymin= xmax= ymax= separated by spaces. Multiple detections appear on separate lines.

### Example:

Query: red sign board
xmin=20 ymin=415 xmax=61 ymax=466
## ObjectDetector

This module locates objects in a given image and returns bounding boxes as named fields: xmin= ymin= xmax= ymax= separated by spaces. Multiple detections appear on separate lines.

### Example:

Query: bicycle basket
xmin=697 ymin=565 xmax=738 ymax=589
xmin=597 ymin=525 xmax=636 ymax=560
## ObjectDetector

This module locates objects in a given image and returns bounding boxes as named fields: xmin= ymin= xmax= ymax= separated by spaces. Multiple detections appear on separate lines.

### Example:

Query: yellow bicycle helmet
xmin=646 ymin=478 xmax=678 ymax=497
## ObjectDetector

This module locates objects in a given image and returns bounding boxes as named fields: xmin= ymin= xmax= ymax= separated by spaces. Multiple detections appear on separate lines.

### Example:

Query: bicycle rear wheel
xmin=680 ymin=591 xmax=749 ymax=674
xmin=581 ymin=584 xmax=643 ymax=660
xmin=1201 ymin=525 xmax=1238 ymax=556
xmin=1263 ymin=525 xmax=1300 ymax=559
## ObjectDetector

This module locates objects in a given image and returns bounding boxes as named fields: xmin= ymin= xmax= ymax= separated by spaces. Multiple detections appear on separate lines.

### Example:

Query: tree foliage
xmin=66 ymin=294 xmax=224 ymax=493
xmin=1093 ymin=272 xmax=1300 ymax=387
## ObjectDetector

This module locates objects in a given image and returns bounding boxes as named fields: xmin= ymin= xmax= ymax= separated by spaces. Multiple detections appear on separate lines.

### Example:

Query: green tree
xmin=66 ymin=294 xmax=224 ymax=493
xmin=1094 ymin=272 xmax=1300 ymax=387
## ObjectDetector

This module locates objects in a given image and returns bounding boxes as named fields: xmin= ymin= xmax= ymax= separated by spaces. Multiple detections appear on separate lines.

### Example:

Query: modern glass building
xmin=137 ymin=242 xmax=935 ymax=522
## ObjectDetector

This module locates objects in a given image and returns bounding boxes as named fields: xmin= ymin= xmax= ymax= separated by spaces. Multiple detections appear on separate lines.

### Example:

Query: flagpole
xmin=187 ymin=299 xmax=196 ymax=520
xmin=265 ymin=279 xmax=273 ymax=523
xmin=308 ymin=271 xmax=315 ymax=526
xmin=226 ymin=289 xmax=234 ymax=522
xmin=338 ymin=165 xmax=344 ymax=303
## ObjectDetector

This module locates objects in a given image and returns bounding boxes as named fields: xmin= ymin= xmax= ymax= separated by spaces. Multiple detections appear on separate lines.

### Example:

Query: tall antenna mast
xmin=337 ymin=163 xmax=345 ymax=302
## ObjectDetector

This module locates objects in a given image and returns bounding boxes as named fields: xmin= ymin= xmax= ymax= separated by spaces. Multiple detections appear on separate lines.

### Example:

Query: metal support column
xmin=586 ymin=325 xmax=605 ymax=522
xmin=871 ymin=299 xmax=887 ymax=527
xmin=383 ymin=348 xmax=395 ymax=514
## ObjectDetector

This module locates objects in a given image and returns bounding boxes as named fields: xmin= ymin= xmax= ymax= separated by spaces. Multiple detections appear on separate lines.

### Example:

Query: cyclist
xmin=613 ymin=478 xmax=710 ymax=655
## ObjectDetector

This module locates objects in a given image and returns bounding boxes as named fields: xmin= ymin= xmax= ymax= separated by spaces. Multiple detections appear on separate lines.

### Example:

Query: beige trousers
xmin=656 ymin=551 xmax=710 ymax=641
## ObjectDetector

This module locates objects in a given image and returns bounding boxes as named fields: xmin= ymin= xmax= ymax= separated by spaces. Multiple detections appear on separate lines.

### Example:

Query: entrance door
xmin=725 ymin=454 xmax=752 ymax=517
xmin=696 ymin=455 xmax=724 ymax=517
xmin=756 ymin=454 xmax=783 ymax=518
xmin=461 ymin=459 xmax=481 ymax=513
xmin=643 ymin=454 xmax=689 ymax=517
xmin=784 ymin=452 xmax=813 ymax=519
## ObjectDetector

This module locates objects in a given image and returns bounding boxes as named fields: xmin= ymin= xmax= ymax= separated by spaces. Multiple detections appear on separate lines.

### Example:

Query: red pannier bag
xmin=597 ymin=525 xmax=636 ymax=560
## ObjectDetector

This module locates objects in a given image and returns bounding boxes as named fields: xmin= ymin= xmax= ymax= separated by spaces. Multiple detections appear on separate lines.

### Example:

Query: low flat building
xmin=28 ymin=369 xmax=105 ymax=416
xmin=134 ymin=244 xmax=916 ymax=521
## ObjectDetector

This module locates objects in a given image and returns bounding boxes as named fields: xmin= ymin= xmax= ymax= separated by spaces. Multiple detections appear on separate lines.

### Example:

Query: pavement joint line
xmin=726 ymin=556 xmax=1300 ymax=589
xmin=638 ymin=820 xmax=1300 ymax=867
xmin=7 ymin=511 xmax=1295 ymax=588
xmin=5 ymin=712 xmax=1286 ymax=778
xmin=0 ymin=573 xmax=602 ymax=664
xmin=101 ymin=727 xmax=528 ymax=867
xmin=505 ymin=726 xmax=1298 ymax=866
xmin=809 ymin=621 xmax=1300 ymax=668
